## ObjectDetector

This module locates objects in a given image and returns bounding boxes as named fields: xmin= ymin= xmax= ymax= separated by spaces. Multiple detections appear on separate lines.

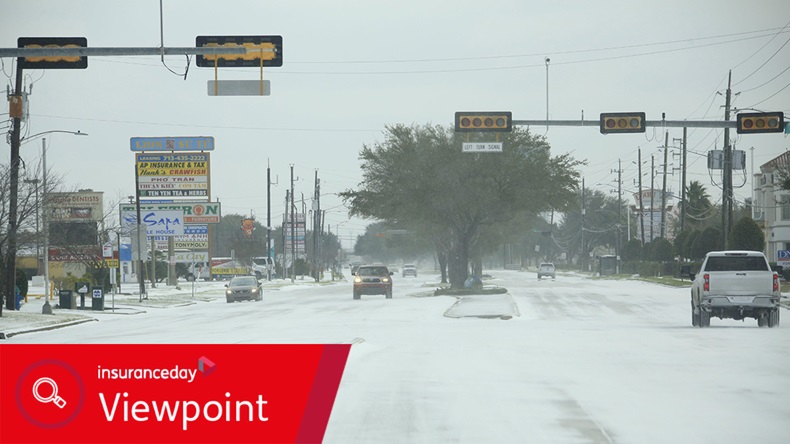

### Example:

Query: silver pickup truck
xmin=689 ymin=250 xmax=781 ymax=328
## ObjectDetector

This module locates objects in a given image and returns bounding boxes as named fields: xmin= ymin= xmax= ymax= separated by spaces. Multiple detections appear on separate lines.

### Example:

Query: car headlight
xmin=382 ymin=277 xmax=390 ymax=283
xmin=354 ymin=276 xmax=362 ymax=283
xmin=225 ymin=290 xmax=232 ymax=295
xmin=251 ymin=288 xmax=258 ymax=293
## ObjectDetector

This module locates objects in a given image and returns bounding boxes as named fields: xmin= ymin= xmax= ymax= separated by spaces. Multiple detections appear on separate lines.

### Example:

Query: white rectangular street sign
xmin=208 ymin=80 xmax=271 ymax=96
xmin=462 ymin=142 xmax=503 ymax=153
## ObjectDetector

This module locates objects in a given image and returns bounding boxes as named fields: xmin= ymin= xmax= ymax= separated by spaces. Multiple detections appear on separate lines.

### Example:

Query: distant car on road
xmin=225 ymin=276 xmax=263 ymax=303
xmin=402 ymin=264 xmax=417 ymax=277
xmin=352 ymin=265 xmax=393 ymax=299
xmin=538 ymin=263 xmax=556 ymax=280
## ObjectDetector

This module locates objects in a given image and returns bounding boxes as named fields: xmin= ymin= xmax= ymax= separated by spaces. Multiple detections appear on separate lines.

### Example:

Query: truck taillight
xmin=703 ymin=274 xmax=710 ymax=292
xmin=773 ymin=273 xmax=779 ymax=292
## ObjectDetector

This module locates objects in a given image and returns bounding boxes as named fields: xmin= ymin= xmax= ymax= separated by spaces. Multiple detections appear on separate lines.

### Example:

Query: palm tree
xmin=682 ymin=181 xmax=714 ymax=231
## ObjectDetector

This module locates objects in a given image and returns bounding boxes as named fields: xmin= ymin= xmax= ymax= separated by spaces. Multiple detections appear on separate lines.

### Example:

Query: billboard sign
xmin=136 ymin=153 xmax=210 ymax=198
xmin=130 ymin=136 xmax=214 ymax=152
xmin=120 ymin=202 xmax=220 ymax=224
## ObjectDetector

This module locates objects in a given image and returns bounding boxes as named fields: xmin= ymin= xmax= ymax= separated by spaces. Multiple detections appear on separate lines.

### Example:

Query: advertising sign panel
xmin=49 ymin=191 xmax=104 ymax=222
xmin=136 ymin=153 xmax=210 ymax=198
xmin=120 ymin=202 xmax=221 ymax=224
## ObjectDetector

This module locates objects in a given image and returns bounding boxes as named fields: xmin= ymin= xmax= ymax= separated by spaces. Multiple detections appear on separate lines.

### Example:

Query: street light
xmin=25 ymin=131 xmax=88 ymax=313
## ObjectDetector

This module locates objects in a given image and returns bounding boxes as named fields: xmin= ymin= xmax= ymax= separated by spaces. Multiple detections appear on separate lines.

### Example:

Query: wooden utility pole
xmin=661 ymin=130 xmax=669 ymax=239
xmin=2 ymin=62 xmax=23 ymax=314
xmin=681 ymin=128 xmax=687 ymax=233
xmin=639 ymin=149 xmax=645 ymax=246
xmin=722 ymin=70 xmax=733 ymax=247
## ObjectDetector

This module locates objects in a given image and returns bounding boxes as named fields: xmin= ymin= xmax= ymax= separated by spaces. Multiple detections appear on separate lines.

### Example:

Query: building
xmin=753 ymin=151 xmax=790 ymax=263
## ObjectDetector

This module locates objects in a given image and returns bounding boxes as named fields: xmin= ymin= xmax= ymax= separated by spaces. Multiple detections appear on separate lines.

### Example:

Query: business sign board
xmin=154 ymin=225 xmax=209 ymax=250
xmin=49 ymin=191 xmax=104 ymax=222
xmin=141 ymin=210 xmax=185 ymax=236
xmin=136 ymin=153 xmax=210 ymax=198
xmin=172 ymin=251 xmax=209 ymax=263
xmin=130 ymin=136 xmax=214 ymax=152
xmin=120 ymin=202 xmax=221 ymax=224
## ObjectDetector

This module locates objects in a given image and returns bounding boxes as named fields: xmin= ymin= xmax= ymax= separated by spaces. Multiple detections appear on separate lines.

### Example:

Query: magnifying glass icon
xmin=32 ymin=377 xmax=67 ymax=408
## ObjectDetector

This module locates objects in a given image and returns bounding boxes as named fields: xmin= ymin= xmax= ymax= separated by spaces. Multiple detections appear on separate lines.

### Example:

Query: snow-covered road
xmin=9 ymin=271 xmax=790 ymax=443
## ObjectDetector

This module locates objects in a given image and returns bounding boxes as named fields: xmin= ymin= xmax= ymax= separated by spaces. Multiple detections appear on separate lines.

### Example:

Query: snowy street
xmin=7 ymin=270 xmax=790 ymax=443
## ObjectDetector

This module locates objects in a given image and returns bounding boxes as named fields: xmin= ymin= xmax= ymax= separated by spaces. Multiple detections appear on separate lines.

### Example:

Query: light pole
xmin=22 ymin=178 xmax=41 ymax=274
xmin=26 ymin=131 xmax=88 ymax=313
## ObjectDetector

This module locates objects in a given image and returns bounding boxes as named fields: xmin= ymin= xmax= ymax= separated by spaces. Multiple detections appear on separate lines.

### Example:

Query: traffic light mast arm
xmin=0 ymin=46 xmax=248 ymax=57
xmin=512 ymin=119 xmax=738 ymax=129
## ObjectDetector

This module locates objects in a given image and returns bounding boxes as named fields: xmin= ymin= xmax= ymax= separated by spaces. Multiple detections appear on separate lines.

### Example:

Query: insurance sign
xmin=136 ymin=153 xmax=210 ymax=198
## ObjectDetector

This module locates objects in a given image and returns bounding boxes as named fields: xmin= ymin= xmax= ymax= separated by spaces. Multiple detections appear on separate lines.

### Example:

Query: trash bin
xmin=91 ymin=287 xmax=105 ymax=311
xmin=59 ymin=289 xmax=76 ymax=309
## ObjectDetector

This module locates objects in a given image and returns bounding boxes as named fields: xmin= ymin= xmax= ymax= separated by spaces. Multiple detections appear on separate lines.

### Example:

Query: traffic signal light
xmin=196 ymin=35 xmax=283 ymax=67
xmin=17 ymin=37 xmax=88 ymax=69
xmin=599 ymin=112 xmax=646 ymax=134
xmin=454 ymin=112 xmax=512 ymax=132
xmin=736 ymin=112 xmax=784 ymax=134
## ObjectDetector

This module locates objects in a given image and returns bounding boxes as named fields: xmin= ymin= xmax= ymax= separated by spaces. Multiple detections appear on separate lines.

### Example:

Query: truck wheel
xmin=699 ymin=310 xmax=710 ymax=328
xmin=768 ymin=309 xmax=779 ymax=328
xmin=758 ymin=314 xmax=768 ymax=327
xmin=691 ymin=301 xmax=699 ymax=327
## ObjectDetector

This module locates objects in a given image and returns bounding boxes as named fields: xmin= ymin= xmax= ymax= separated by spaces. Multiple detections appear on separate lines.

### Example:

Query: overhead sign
xmin=208 ymin=80 xmax=271 ymax=96
xmin=120 ymin=202 xmax=221 ymax=224
xmin=18 ymin=37 xmax=88 ymax=69
xmin=130 ymin=137 xmax=214 ymax=152
xmin=462 ymin=142 xmax=503 ymax=153
xmin=136 ymin=153 xmax=210 ymax=198
xmin=196 ymin=35 xmax=283 ymax=67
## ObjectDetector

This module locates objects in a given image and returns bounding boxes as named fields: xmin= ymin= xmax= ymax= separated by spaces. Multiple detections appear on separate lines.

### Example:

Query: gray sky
xmin=2 ymin=1 xmax=789 ymax=248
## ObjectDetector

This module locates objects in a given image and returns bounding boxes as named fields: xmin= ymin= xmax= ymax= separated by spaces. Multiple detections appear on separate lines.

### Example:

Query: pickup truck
xmin=689 ymin=250 xmax=781 ymax=328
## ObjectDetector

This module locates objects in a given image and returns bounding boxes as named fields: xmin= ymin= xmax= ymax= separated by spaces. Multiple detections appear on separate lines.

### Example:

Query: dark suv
xmin=352 ymin=265 xmax=393 ymax=299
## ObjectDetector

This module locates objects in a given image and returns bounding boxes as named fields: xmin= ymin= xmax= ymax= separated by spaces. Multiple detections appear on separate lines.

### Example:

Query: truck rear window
xmin=704 ymin=256 xmax=769 ymax=272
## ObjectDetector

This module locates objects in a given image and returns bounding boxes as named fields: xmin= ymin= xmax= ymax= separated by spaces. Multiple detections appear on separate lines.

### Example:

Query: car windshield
xmin=230 ymin=277 xmax=257 ymax=286
xmin=357 ymin=267 xmax=388 ymax=276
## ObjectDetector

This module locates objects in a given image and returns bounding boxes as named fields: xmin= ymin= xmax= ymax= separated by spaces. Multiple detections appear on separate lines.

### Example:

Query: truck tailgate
xmin=707 ymin=271 xmax=774 ymax=295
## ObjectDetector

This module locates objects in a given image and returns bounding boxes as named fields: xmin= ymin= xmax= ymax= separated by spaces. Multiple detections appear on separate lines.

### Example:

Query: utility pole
xmin=661 ymin=130 xmax=669 ymax=239
xmin=650 ymin=155 xmax=655 ymax=242
xmin=617 ymin=159 xmax=622 ymax=273
xmin=638 ymin=148 xmax=645 ymax=246
xmin=266 ymin=161 xmax=272 ymax=281
xmin=581 ymin=177 xmax=585 ymax=272
xmin=722 ymin=70 xmax=733 ymax=248
xmin=681 ymin=127 xmax=688 ymax=233
xmin=3 ymin=62 xmax=23 ymax=313
xmin=313 ymin=170 xmax=320 ymax=282
xmin=290 ymin=164 xmax=295 ymax=283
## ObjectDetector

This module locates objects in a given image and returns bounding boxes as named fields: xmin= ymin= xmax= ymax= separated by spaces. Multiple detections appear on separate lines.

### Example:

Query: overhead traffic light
xmin=599 ymin=112 xmax=646 ymax=134
xmin=736 ymin=112 xmax=784 ymax=134
xmin=196 ymin=35 xmax=283 ymax=67
xmin=454 ymin=112 xmax=512 ymax=132
xmin=17 ymin=37 xmax=88 ymax=69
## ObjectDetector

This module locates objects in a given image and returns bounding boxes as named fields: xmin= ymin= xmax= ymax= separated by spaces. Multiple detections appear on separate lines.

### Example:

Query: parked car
xmin=690 ymin=250 xmax=781 ymax=327
xmin=402 ymin=264 xmax=417 ymax=277
xmin=537 ymin=263 xmax=556 ymax=280
xmin=352 ymin=265 xmax=393 ymax=299
xmin=225 ymin=276 xmax=263 ymax=303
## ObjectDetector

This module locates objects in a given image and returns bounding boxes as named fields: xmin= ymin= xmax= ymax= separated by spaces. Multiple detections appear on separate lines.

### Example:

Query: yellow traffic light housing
xmin=600 ymin=112 xmax=646 ymax=134
xmin=736 ymin=112 xmax=784 ymax=134
xmin=454 ymin=112 xmax=512 ymax=132
xmin=17 ymin=37 xmax=88 ymax=69
xmin=196 ymin=36 xmax=283 ymax=67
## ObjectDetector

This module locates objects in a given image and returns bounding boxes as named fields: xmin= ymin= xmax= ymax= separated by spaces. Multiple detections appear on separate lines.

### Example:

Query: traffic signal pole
xmin=511 ymin=119 xmax=739 ymax=129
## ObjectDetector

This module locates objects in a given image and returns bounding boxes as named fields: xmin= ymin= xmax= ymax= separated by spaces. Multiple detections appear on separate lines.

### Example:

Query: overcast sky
xmin=2 ymin=1 xmax=789 ymax=248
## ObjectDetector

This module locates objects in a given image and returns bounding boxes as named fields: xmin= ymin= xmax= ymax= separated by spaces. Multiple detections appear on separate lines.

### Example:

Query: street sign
xmin=207 ymin=80 xmax=270 ymax=96
xmin=195 ymin=35 xmax=283 ymax=67
xmin=462 ymin=142 xmax=503 ymax=153
xmin=130 ymin=137 xmax=214 ymax=152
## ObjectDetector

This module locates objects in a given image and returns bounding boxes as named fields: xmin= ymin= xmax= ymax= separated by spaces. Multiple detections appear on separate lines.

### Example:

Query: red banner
xmin=0 ymin=344 xmax=350 ymax=443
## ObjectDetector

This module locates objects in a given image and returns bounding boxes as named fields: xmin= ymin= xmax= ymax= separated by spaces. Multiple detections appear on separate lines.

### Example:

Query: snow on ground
xmin=2 ymin=270 xmax=789 ymax=443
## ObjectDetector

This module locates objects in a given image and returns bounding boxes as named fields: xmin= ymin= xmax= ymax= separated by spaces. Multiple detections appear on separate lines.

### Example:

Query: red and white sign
xmin=0 ymin=344 xmax=350 ymax=444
